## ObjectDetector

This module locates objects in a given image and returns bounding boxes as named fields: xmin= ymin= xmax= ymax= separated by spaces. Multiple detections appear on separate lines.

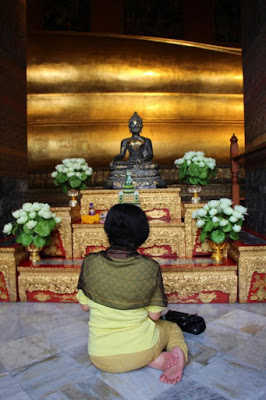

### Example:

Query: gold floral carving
xmin=162 ymin=266 xmax=237 ymax=303
xmin=229 ymin=243 xmax=266 ymax=303
xmin=51 ymin=207 xmax=73 ymax=258
xmin=80 ymin=188 xmax=182 ymax=219
xmin=250 ymin=274 xmax=266 ymax=301
xmin=145 ymin=209 xmax=168 ymax=219
xmin=72 ymin=220 xmax=185 ymax=258
xmin=18 ymin=267 xmax=80 ymax=302
xmin=0 ymin=247 xmax=27 ymax=302
xmin=184 ymin=203 xmax=205 ymax=257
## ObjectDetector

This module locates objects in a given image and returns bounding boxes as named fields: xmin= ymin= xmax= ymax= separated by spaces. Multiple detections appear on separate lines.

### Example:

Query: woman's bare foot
xmin=148 ymin=351 xmax=179 ymax=370
xmin=159 ymin=346 xmax=186 ymax=384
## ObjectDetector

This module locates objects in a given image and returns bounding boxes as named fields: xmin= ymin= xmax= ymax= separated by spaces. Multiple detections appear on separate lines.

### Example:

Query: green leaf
xmin=230 ymin=231 xmax=239 ymax=240
xmin=61 ymin=183 xmax=68 ymax=194
xmin=210 ymin=230 xmax=226 ymax=244
xmin=236 ymin=219 xmax=243 ymax=226
xmin=45 ymin=235 xmax=52 ymax=246
xmin=188 ymin=163 xmax=200 ymax=177
xmin=213 ymin=221 xmax=220 ymax=228
xmin=23 ymin=225 xmax=34 ymax=234
xmin=188 ymin=177 xmax=199 ymax=185
xmin=33 ymin=234 xmax=47 ymax=248
xmin=69 ymin=176 xmax=82 ymax=188
xmin=53 ymin=179 xmax=61 ymax=187
xmin=203 ymin=220 xmax=214 ymax=232
xmin=199 ymin=178 xmax=208 ymax=185
xmin=80 ymin=182 xmax=87 ymax=190
xmin=49 ymin=218 xmax=56 ymax=231
xmin=17 ymin=232 xmax=33 ymax=247
xmin=12 ymin=223 xmax=19 ymax=235
xmin=179 ymin=163 xmax=187 ymax=180
xmin=57 ymin=173 xmax=68 ymax=183
xmin=222 ymin=222 xmax=232 ymax=232
xmin=200 ymin=230 xmax=207 ymax=242
xmin=80 ymin=172 xmax=87 ymax=181
xmin=199 ymin=166 xmax=208 ymax=179
xmin=34 ymin=220 xmax=52 ymax=237
xmin=209 ymin=166 xmax=217 ymax=178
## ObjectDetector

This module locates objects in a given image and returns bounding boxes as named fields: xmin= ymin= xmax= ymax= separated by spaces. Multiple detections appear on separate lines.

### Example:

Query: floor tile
xmin=0 ymin=375 xmax=31 ymax=400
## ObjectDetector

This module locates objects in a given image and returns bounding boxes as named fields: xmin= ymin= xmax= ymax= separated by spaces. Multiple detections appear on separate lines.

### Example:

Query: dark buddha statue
xmin=111 ymin=112 xmax=153 ymax=167
xmin=105 ymin=112 xmax=166 ymax=189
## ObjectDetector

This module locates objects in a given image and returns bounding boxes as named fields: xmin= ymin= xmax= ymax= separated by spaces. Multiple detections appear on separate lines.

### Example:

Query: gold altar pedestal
xmin=43 ymin=207 xmax=73 ymax=258
xmin=161 ymin=258 xmax=238 ymax=304
xmin=18 ymin=260 xmax=81 ymax=302
xmin=228 ymin=242 xmax=266 ymax=303
xmin=0 ymin=246 xmax=27 ymax=302
xmin=184 ymin=203 xmax=205 ymax=258
xmin=80 ymin=188 xmax=182 ymax=220
xmin=72 ymin=218 xmax=185 ymax=259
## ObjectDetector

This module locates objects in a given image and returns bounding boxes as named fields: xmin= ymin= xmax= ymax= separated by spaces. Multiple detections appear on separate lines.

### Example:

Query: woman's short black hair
xmin=104 ymin=203 xmax=149 ymax=248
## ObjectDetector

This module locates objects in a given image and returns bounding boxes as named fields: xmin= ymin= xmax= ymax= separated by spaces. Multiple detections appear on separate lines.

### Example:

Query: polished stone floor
xmin=0 ymin=302 xmax=265 ymax=400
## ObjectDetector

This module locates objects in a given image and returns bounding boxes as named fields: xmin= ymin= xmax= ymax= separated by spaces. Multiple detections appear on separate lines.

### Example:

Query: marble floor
xmin=0 ymin=302 xmax=265 ymax=400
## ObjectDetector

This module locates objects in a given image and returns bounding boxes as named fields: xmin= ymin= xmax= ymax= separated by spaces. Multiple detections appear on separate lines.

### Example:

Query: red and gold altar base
xmin=17 ymin=256 xmax=237 ymax=304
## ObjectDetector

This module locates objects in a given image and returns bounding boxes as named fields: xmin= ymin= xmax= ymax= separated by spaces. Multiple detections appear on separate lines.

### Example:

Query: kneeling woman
xmin=77 ymin=203 xmax=188 ymax=384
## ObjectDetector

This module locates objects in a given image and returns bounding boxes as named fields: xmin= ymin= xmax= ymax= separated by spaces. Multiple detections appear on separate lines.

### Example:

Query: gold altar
xmin=1 ymin=187 xmax=265 ymax=304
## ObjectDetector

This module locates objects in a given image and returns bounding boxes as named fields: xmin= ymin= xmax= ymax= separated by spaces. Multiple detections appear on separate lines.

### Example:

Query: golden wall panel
xmin=27 ymin=33 xmax=244 ymax=170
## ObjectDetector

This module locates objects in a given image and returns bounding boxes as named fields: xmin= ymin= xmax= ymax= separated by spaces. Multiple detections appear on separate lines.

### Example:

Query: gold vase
xmin=25 ymin=244 xmax=44 ymax=263
xmin=67 ymin=189 xmax=80 ymax=207
xmin=207 ymin=240 xmax=229 ymax=262
xmin=187 ymin=185 xmax=202 ymax=203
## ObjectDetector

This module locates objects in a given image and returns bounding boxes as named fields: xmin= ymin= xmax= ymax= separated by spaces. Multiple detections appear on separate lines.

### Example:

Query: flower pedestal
xmin=187 ymin=185 xmax=202 ymax=204
xmin=25 ymin=244 xmax=44 ymax=264
xmin=67 ymin=189 xmax=80 ymax=207
xmin=208 ymin=240 xmax=229 ymax=263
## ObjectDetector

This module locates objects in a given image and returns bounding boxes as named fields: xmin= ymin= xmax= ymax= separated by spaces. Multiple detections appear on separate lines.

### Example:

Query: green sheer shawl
xmin=77 ymin=249 xmax=167 ymax=310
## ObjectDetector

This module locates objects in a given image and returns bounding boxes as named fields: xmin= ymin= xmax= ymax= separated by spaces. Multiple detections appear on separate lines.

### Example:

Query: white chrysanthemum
xmin=208 ymin=200 xmax=220 ymax=208
xmin=184 ymin=151 xmax=196 ymax=160
xmin=229 ymin=215 xmax=238 ymax=223
xmin=42 ymin=211 xmax=53 ymax=219
xmin=209 ymin=208 xmax=218 ymax=216
xmin=17 ymin=215 xmax=28 ymax=224
xmin=219 ymin=219 xmax=229 ymax=226
xmin=232 ymin=210 xmax=243 ymax=219
xmin=223 ymin=207 xmax=233 ymax=215
xmin=198 ymin=161 xmax=205 ymax=168
xmin=233 ymin=224 xmax=241 ymax=232
xmin=29 ymin=211 xmax=36 ymax=219
xmin=220 ymin=198 xmax=233 ymax=206
xmin=212 ymin=216 xmax=220 ymax=223
xmin=55 ymin=217 xmax=61 ymax=224
xmin=41 ymin=203 xmax=50 ymax=210
xmin=67 ymin=172 xmax=75 ymax=177
xmin=32 ymin=202 xmax=42 ymax=211
xmin=203 ymin=204 xmax=210 ymax=210
xmin=85 ymin=169 xmax=92 ymax=175
xmin=196 ymin=219 xmax=205 ymax=228
xmin=192 ymin=210 xmax=198 ymax=218
xmin=234 ymin=205 xmax=248 ymax=215
xmin=12 ymin=209 xmax=21 ymax=219
xmin=26 ymin=220 xmax=37 ymax=230
xmin=3 ymin=223 xmax=12 ymax=234
xmin=174 ymin=158 xmax=185 ymax=165
xmin=196 ymin=151 xmax=205 ymax=157
xmin=187 ymin=160 xmax=191 ymax=165
xmin=197 ymin=209 xmax=207 ymax=217
xmin=55 ymin=164 xmax=64 ymax=172
xmin=76 ymin=172 xmax=82 ymax=178
xmin=22 ymin=203 xmax=34 ymax=212
xmin=51 ymin=171 xmax=58 ymax=178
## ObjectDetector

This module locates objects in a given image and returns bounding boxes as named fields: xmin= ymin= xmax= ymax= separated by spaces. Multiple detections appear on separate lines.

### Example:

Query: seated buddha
xmin=105 ymin=112 xmax=166 ymax=189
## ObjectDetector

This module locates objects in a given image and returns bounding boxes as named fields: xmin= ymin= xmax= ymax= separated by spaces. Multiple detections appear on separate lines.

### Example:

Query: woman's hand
xmin=80 ymin=304 xmax=90 ymax=312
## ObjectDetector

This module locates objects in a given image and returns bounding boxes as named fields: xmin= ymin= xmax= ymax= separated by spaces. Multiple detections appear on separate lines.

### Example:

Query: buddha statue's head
xmin=128 ymin=112 xmax=143 ymax=135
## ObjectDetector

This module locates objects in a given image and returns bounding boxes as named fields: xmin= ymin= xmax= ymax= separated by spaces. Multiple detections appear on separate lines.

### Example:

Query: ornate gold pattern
xmin=18 ymin=267 xmax=80 ymax=302
xmin=250 ymin=274 xmax=266 ymax=301
xmin=229 ymin=243 xmax=266 ymax=303
xmin=162 ymin=265 xmax=237 ymax=303
xmin=145 ymin=209 xmax=168 ymax=219
xmin=0 ymin=247 xmax=27 ymax=302
xmin=51 ymin=207 xmax=73 ymax=258
xmin=80 ymin=188 xmax=182 ymax=220
xmin=184 ymin=204 xmax=204 ymax=257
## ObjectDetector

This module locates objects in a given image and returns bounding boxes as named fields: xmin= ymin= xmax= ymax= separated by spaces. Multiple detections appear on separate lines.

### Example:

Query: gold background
xmin=27 ymin=32 xmax=244 ymax=169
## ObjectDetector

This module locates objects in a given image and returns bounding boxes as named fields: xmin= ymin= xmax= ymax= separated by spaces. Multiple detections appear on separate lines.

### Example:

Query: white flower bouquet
xmin=51 ymin=158 xmax=93 ymax=194
xmin=192 ymin=198 xmax=248 ymax=244
xmin=2 ymin=202 xmax=61 ymax=248
xmin=174 ymin=151 xmax=217 ymax=185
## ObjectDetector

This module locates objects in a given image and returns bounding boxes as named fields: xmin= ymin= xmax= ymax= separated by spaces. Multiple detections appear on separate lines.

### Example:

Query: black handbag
xmin=161 ymin=310 xmax=206 ymax=335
